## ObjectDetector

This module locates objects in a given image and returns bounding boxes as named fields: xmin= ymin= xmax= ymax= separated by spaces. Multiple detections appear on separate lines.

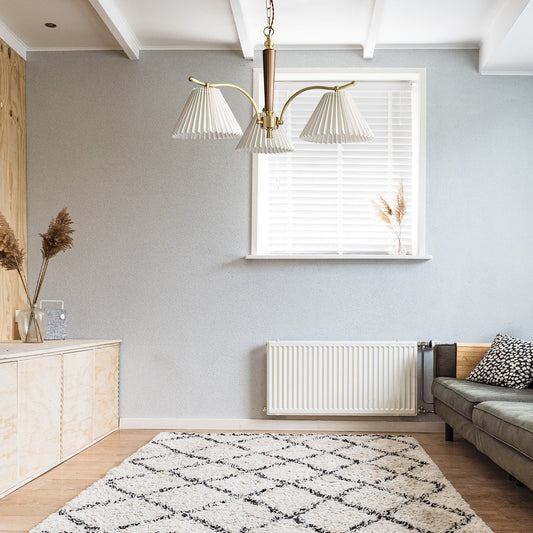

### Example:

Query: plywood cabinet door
xmin=93 ymin=345 xmax=119 ymax=439
xmin=62 ymin=350 xmax=94 ymax=457
xmin=18 ymin=355 xmax=61 ymax=479
xmin=0 ymin=362 xmax=18 ymax=492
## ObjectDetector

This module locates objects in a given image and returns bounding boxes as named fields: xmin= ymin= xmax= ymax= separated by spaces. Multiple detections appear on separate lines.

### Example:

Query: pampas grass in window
xmin=373 ymin=181 xmax=407 ymax=254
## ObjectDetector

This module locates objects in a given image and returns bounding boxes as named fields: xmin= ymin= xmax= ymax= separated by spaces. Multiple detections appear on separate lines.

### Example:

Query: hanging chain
xmin=264 ymin=0 xmax=275 ymax=37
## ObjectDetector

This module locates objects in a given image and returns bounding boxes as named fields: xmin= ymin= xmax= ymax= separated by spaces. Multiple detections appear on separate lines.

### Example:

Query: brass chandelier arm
xmin=278 ymin=80 xmax=357 ymax=124
xmin=189 ymin=76 xmax=262 ymax=122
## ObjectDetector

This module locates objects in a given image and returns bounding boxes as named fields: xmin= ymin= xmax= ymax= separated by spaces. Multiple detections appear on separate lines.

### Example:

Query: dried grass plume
xmin=0 ymin=212 xmax=24 ymax=271
xmin=33 ymin=208 xmax=75 ymax=308
xmin=373 ymin=181 xmax=407 ymax=253
xmin=40 ymin=208 xmax=74 ymax=259
xmin=0 ymin=212 xmax=31 ymax=305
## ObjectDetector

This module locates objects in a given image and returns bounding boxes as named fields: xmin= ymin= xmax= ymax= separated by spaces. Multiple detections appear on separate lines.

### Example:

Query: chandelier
xmin=172 ymin=0 xmax=374 ymax=154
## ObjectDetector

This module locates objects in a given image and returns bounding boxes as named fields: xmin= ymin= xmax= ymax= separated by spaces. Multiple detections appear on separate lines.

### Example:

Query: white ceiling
xmin=0 ymin=0 xmax=532 ymax=74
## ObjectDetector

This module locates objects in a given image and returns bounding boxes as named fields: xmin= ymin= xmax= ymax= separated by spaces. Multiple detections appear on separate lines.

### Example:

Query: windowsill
xmin=245 ymin=254 xmax=432 ymax=260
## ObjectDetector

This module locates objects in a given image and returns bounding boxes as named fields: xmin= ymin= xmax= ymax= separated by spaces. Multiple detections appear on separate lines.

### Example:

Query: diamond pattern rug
xmin=31 ymin=433 xmax=492 ymax=532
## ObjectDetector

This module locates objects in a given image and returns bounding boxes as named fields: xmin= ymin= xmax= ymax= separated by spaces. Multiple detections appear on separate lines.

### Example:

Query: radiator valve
xmin=417 ymin=340 xmax=433 ymax=350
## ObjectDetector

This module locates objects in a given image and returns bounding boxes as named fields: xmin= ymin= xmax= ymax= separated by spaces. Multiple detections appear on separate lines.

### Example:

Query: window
xmin=250 ymin=69 xmax=427 ymax=259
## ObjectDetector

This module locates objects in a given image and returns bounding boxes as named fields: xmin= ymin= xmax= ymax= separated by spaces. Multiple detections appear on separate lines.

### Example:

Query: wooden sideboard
xmin=0 ymin=339 xmax=120 ymax=498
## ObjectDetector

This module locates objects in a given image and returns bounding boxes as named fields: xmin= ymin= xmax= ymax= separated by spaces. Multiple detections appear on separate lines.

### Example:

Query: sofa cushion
xmin=473 ymin=401 xmax=533 ymax=460
xmin=467 ymin=333 xmax=533 ymax=389
xmin=432 ymin=377 xmax=533 ymax=420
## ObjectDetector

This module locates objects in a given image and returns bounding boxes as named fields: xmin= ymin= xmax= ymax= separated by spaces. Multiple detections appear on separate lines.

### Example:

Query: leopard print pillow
xmin=467 ymin=333 xmax=533 ymax=389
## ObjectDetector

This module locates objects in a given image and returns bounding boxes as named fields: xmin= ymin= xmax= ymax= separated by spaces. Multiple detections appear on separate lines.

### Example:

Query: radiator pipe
xmin=418 ymin=340 xmax=435 ymax=413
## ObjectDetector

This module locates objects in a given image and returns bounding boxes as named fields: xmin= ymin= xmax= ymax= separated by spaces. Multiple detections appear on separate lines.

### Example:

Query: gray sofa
xmin=431 ymin=344 xmax=533 ymax=490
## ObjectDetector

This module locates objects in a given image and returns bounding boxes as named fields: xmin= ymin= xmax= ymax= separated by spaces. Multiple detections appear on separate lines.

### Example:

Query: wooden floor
xmin=0 ymin=429 xmax=532 ymax=533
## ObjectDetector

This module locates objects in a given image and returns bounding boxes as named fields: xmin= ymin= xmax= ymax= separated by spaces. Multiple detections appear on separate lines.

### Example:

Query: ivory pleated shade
xmin=300 ymin=90 xmax=374 ymax=144
xmin=235 ymin=114 xmax=294 ymax=153
xmin=172 ymin=86 xmax=243 ymax=140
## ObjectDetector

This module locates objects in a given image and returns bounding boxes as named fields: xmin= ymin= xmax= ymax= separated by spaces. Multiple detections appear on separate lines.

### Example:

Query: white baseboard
xmin=120 ymin=418 xmax=444 ymax=433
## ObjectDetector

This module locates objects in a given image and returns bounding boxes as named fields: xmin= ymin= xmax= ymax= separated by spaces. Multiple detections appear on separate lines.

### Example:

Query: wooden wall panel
xmin=0 ymin=39 xmax=26 ymax=341
xmin=456 ymin=343 xmax=491 ymax=379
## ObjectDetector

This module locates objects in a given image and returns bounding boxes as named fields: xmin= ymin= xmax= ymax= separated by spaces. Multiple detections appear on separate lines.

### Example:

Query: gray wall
xmin=26 ymin=49 xmax=533 ymax=420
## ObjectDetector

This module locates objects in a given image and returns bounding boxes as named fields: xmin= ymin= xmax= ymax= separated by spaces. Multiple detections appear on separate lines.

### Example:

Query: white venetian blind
xmin=254 ymin=79 xmax=420 ymax=256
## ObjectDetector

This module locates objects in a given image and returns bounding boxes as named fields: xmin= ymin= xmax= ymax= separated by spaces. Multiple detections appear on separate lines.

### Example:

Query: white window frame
xmin=248 ymin=68 xmax=429 ymax=260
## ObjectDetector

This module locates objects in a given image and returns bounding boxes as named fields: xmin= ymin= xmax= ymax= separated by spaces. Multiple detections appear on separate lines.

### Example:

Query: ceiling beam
xmin=229 ymin=0 xmax=254 ymax=60
xmin=0 ymin=19 xmax=28 ymax=60
xmin=87 ymin=0 xmax=140 ymax=60
xmin=479 ymin=0 xmax=531 ymax=72
xmin=363 ymin=0 xmax=386 ymax=59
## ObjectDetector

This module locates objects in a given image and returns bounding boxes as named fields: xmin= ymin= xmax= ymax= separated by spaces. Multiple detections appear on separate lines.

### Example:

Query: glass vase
xmin=17 ymin=306 xmax=48 ymax=343
xmin=388 ymin=238 xmax=408 ymax=256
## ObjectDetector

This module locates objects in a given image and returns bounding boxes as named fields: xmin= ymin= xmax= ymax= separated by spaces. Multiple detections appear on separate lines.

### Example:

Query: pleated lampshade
xmin=171 ymin=86 xmax=243 ymax=140
xmin=300 ymin=90 xmax=374 ymax=144
xmin=235 ymin=114 xmax=294 ymax=153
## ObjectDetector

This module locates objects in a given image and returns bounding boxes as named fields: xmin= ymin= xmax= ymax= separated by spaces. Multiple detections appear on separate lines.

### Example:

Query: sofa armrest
xmin=433 ymin=344 xmax=457 ymax=378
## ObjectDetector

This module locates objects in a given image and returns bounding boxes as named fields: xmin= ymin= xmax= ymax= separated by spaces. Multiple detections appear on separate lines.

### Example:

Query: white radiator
xmin=267 ymin=341 xmax=418 ymax=416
